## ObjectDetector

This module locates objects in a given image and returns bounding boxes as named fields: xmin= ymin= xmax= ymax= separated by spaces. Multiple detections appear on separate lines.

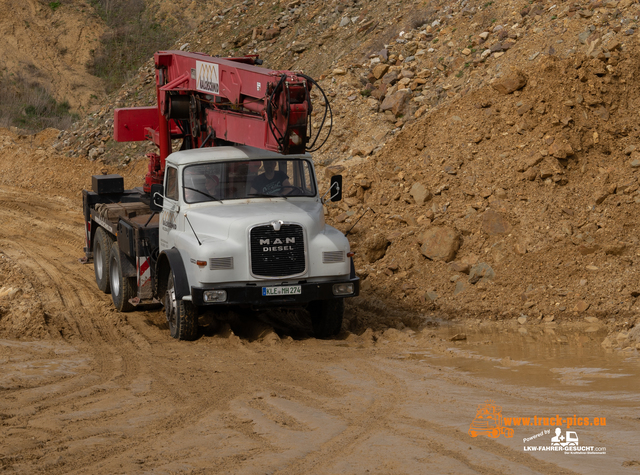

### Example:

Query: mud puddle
xmin=405 ymin=321 xmax=640 ymax=401
xmin=0 ymin=339 xmax=91 ymax=390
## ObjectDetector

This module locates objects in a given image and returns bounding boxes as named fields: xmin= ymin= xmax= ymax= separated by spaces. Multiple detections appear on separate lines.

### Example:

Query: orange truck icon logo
xmin=469 ymin=400 xmax=514 ymax=439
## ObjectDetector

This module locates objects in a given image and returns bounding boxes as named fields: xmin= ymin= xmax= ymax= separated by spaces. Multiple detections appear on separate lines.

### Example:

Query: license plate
xmin=262 ymin=285 xmax=301 ymax=296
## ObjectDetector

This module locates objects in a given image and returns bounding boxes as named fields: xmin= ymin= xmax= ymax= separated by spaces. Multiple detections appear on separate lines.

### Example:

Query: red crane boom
xmin=114 ymin=50 xmax=329 ymax=193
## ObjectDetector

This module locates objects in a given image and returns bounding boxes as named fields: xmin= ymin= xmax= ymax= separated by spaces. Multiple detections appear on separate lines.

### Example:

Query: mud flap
xmin=136 ymin=256 xmax=154 ymax=299
xmin=79 ymin=220 xmax=93 ymax=264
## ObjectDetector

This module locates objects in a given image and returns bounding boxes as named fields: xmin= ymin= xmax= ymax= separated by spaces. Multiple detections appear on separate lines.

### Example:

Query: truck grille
xmin=250 ymin=224 xmax=305 ymax=277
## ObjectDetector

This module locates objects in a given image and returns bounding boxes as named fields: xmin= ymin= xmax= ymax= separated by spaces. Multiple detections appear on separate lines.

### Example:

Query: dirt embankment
xmin=333 ymin=50 xmax=640 ymax=327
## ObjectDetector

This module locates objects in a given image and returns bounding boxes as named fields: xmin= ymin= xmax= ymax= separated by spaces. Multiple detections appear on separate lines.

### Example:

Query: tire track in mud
xmin=0 ymin=189 xmax=169 ymax=472
xmin=1 ymin=242 xmax=112 ymax=342
xmin=269 ymin=355 xmax=493 ymax=475
xmin=266 ymin=357 xmax=404 ymax=475
xmin=55 ymin=341 xmax=257 ymax=474
xmin=0 ymin=186 xmax=231 ymax=472
xmin=240 ymin=347 xmax=582 ymax=475
xmin=0 ymin=247 xmax=125 ymax=394
xmin=0 ymin=187 xmax=240 ymax=473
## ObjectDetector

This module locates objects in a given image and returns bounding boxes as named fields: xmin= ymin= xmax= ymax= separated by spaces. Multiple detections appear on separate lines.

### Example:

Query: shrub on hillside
xmin=0 ymin=73 xmax=79 ymax=132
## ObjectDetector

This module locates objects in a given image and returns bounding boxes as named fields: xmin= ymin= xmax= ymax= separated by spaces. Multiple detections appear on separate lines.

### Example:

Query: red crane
xmin=113 ymin=50 xmax=331 ymax=192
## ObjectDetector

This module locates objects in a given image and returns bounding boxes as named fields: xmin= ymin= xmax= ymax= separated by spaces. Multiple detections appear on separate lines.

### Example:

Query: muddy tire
xmin=309 ymin=298 xmax=344 ymax=339
xmin=165 ymin=273 xmax=198 ymax=341
xmin=93 ymin=227 xmax=114 ymax=294
xmin=109 ymin=242 xmax=135 ymax=312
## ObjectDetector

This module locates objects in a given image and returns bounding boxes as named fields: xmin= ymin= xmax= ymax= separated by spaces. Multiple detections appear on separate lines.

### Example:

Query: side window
xmin=165 ymin=167 xmax=178 ymax=201
xmin=301 ymin=160 xmax=314 ymax=192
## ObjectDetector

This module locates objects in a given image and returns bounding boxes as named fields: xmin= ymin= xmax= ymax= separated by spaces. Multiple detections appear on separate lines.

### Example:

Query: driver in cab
xmin=250 ymin=160 xmax=290 ymax=196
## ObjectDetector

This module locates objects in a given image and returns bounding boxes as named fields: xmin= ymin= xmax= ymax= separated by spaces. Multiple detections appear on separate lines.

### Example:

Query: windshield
xmin=182 ymin=159 xmax=316 ymax=203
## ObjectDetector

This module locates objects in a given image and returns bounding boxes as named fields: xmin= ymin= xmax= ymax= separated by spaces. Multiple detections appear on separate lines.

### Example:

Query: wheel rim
xmin=110 ymin=254 xmax=120 ymax=297
xmin=95 ymin=241 xmax=103 ymax=280
xmin=165 ymin=278 xmax=177 ymax=328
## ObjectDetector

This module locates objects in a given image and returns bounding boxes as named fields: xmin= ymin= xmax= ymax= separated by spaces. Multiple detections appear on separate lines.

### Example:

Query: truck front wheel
xmin=93 ymin=227 xmax=114 ymax=294
xmin=109 ymin=243 xmax=135 ymax=312
xmin=165 ymin=273 xmax=198 ymax=341
xmin=309 ymin=299 xmax=344 ymax=339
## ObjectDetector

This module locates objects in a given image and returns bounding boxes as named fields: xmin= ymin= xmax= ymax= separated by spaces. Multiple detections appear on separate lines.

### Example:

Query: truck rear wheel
xmin=109 ymin=243 xmax=135 ymax=312
xmin=165 ymin=273 xmax=198 ymax=341
xmin=93 ymin=227 xmax=113 ymax=294
xmin=309 ymin=299 xmax=344 ymax=339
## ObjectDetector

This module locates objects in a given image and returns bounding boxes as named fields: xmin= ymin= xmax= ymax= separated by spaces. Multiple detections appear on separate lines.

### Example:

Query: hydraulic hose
xmin=297 ymin=73 xmax=332 ymax=153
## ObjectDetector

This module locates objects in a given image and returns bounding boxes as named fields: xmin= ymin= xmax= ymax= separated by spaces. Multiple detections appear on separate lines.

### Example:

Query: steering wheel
xmin=281 ymin=185 xmax=304 ymax=195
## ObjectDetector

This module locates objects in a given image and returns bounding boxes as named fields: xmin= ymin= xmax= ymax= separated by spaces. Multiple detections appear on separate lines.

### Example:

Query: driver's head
xmin=263 ymin=160 xmax=276 ymax=173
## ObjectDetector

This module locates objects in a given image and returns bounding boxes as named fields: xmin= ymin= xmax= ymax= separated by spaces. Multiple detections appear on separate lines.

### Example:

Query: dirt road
xmin=0 ymin=185 xmax=639 ymax=474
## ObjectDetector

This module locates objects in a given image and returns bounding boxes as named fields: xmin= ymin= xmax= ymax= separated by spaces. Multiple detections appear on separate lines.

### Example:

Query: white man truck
xmin=82 ymin=50 xmax=358 ymax=340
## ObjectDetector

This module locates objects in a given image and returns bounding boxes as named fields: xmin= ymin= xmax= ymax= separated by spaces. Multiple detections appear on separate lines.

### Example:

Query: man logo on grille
xmin=196 ymin=61 xmax=219 ymax=94
xmin=259 ymin=238 xmax=295 ymax=245
xmin=260 ymin=237 xmax=295 ymax=252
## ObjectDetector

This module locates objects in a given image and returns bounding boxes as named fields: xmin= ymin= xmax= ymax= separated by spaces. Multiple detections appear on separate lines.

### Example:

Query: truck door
xmin=160 ymin=165 xmax=180 ymax=251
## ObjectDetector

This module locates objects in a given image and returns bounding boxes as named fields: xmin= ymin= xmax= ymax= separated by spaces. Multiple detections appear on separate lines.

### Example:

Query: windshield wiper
xmin=183 ymin=186 xmax=222 ymax=202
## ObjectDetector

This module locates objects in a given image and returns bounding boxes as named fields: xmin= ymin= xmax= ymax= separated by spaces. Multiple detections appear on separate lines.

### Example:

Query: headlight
xmin=203 ymin=290 xmax=227 ymax=302
xmin=332 ymin=283 xmax=354 ymax=296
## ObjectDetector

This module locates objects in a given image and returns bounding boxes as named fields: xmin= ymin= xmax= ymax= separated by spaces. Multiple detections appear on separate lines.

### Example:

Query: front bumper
xmin=190 ymin=276 xmax=359 ymax=307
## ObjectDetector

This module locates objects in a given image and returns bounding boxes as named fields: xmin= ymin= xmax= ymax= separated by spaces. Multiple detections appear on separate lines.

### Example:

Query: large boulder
xmin=364 ymin=234 xmax=390 ymax=263
xmin=380 ymin=90 xmax=410 ymax=117
xmin=549 ymin=141 xmax=574 ymax=159
xmin=420 ymin=226 xmax=460 ymax=262
xmin=372 ymin=64 xmax=390 ymax=80
xmin=491 ymin=70 xmax=527 ymax=94
xmin=469 ymin=263 xmax=495 ymax=284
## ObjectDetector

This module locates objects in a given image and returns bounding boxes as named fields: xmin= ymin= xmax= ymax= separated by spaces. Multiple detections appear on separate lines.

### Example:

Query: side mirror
xmin=329 ymin=175 xmax=342 ymax=202
xmin=150 ymin=184 xmax=164 ymax=212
